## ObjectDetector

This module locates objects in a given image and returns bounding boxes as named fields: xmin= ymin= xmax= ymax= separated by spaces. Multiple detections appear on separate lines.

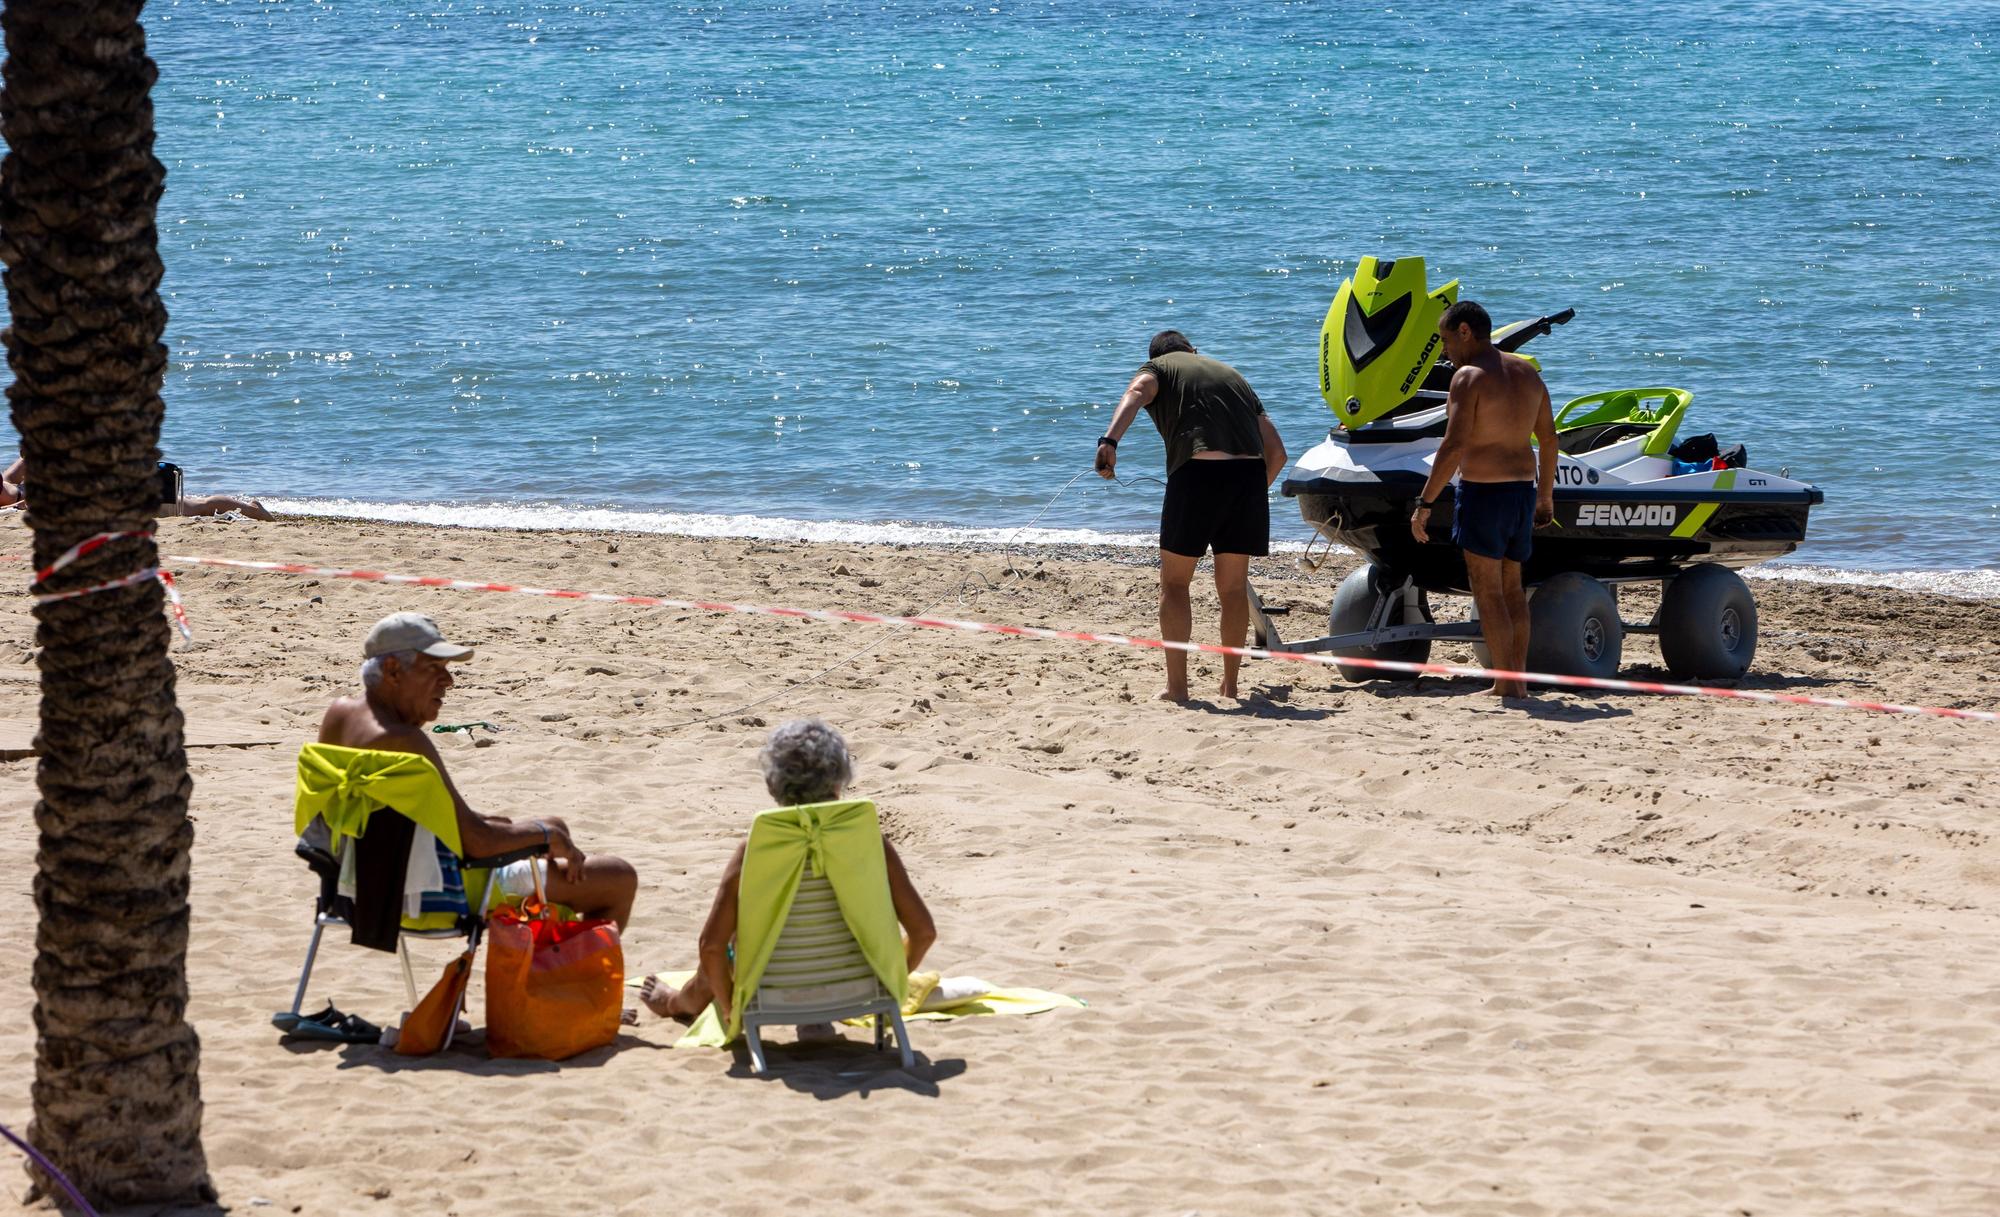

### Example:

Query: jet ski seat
xmin=1553 ymin=387 xmax=1692 ymax=460
xmin=1556 ymin=421 xmax=1657 ymax=455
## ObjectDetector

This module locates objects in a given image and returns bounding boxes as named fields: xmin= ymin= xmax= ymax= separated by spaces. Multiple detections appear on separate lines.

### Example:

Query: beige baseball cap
xmin=363 ymin=612 xmax=474 ymax=662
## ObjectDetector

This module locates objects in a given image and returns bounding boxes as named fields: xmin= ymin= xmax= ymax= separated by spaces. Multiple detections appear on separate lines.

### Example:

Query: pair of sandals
xmin=272 ymin=1003 xmax=382 ymax=1044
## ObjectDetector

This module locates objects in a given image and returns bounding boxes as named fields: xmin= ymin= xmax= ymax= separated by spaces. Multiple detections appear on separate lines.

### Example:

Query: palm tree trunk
xmin=1 ymin=0 xmax=213 ymax=1206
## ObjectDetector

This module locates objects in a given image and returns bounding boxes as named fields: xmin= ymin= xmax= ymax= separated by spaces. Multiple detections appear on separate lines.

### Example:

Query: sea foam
xmin=1744 ymin=563 xmax=2000 ymax=601
xmin=263 ymin=499 xmax=1993 ymax=599
xmin=262 ymin=497 xmax=1171 ymax=550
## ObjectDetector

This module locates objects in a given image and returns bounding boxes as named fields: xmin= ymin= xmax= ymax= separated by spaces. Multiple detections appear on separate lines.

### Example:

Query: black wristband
xmin=1417 ymin=498 xmax=1437 ymax=510
xmin=1097 ymin=435 xmax=1118 ymax=449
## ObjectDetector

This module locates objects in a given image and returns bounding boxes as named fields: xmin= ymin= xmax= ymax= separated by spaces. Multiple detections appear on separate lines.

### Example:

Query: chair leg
xmin=444 ymin=891 xmax=492 ymax=1052
xmin=888 ymin=1007 xmax=914 ymax=1069
xmin=874 ymin=1013 xmax=886 ymax=1051
xmin=398 ymin=936 xmax=419 ymax=1009
xmin=282 ymin=921 xmax=327 ymax=1020
xmin=745 ymin=1018 xmax=769 ymax=1075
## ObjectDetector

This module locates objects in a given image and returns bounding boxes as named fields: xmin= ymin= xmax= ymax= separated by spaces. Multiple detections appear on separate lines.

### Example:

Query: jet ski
xmin=1254 ymin=256 xmax=1823 ymax=682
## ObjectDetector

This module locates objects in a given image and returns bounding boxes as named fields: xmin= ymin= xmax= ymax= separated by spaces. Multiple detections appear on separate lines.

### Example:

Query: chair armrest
xmin=462 ymin=842 xmax=551 ymax=869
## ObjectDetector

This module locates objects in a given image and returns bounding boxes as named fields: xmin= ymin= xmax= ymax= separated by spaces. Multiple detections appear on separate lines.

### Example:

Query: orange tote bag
xmin=484 ymin=905 xmax=624 ymax=1060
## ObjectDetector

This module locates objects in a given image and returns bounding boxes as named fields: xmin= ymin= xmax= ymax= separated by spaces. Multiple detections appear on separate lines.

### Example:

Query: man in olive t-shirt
xmin=1095 ymin=330 xmax=1287 ymax=703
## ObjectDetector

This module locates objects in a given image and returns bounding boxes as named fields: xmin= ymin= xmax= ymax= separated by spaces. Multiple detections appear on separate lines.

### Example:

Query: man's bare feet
xmin=1158 ymin=686 xmax=1189 ymax=704
xmin=637 ymin=975 xmax=694 ymax=1025
xmin=1218 ymin=679 xmax=1240 ymax=699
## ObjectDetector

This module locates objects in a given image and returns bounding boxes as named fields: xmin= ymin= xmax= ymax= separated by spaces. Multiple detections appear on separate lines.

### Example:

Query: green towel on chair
xmin=714 ymin=799 xmax=907 ymax=1044
xmin=296 ymin=743 xmax=462 ymax=855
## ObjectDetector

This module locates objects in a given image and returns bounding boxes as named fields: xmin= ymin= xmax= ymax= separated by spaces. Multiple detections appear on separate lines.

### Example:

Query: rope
xmin=0 ymin=1122 xmax=102 ymax=1217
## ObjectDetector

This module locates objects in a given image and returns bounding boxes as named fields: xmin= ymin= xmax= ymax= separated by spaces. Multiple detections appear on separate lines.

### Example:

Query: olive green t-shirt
xmin=1139 ymin=351 xmax=1266 ymax=475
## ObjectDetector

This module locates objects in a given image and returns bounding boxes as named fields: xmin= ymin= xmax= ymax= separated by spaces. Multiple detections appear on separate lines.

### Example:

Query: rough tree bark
xmin=0 ymin=0 xmax=213 ymax=1206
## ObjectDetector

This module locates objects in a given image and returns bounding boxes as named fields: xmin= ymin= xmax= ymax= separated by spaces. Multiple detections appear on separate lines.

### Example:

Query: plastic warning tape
xmin=6 ymin=536 xmax=1994 ymax=723
xmin=27 ymin=530 xmax=192 ymax=643
xmin=80 ymin=549 xmax=1984 ymax=724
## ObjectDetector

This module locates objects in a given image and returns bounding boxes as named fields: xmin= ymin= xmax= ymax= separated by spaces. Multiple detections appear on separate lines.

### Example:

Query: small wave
xmin=264 ymin=497 xmax=1173 ymax=549
xmin=248 ymin=500 xmax=1987 ymax=596
xmin=1745 ymin=563 xmax=2000 ymax=600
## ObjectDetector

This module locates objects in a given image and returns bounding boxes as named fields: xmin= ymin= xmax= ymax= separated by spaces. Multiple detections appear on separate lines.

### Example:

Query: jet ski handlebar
xmin=1495 ymin=307 xmax=1576 ymax=354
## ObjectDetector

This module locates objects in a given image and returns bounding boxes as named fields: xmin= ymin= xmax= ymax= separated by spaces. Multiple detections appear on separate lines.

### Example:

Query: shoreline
xmin=254 ymin=498 xmax=2000 ymax=601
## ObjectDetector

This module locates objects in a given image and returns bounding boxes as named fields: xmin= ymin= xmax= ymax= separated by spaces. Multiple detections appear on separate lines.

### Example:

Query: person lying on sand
xmin=318 ymin=611 xmax=639 ymax=928
xmin=1 ymin=455 xmax=275 ymax=519
xmin=639 ymin=718 xmax=935 ymax=1034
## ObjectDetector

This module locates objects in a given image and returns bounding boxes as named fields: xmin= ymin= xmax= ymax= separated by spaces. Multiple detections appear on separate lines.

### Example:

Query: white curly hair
xmin=760 ymin=718 xmax=853 ymax=807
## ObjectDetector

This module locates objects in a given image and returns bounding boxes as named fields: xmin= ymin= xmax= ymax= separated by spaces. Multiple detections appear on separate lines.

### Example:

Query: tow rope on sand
xmin=13 ymin=532 xmax=1998 ymax=724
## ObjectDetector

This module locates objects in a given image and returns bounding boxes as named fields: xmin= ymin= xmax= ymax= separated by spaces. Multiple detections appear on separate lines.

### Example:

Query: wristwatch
xmin=1416 ymin=498 xmax=1437 ymax=510
xmin=1096 ymin=435 xmax=1118 ymax=449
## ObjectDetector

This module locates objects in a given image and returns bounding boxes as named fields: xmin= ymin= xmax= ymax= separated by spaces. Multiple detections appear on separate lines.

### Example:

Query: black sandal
xmin=275 ymin=1003 xmax=380 ymax=1044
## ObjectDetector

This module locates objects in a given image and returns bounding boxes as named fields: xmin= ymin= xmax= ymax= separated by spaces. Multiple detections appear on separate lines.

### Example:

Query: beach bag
xmin=395 ymin=949 xmax=473 ymax=1056
xmin=485 ymin=904 xmax=624 ymax=1060
xmin=155 ymin=461 xmax=184 ymax=506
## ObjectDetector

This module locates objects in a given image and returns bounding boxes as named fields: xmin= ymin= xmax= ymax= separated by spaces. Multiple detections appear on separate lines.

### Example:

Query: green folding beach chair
xmin=275 ymin=744 xmax=547 ymax=1048
xmin=729 ymin=800 xmax=914 ymax=1074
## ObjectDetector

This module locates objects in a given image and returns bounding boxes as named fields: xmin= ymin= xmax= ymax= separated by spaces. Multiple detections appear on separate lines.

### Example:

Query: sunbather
xmin=318 ymin=611 xmax=639 ymax=928
xmin=640 ymin=718 xmax=935 ymax=1026
xmin=1 ymin=455 xmax=274 ymax=519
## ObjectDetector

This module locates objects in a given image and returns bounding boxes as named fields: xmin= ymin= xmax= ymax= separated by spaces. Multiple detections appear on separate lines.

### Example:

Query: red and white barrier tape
xmin=9 ymin=536 xmax=1996 ymax=723
xmin=32 ymin=529 xmax=155 ymax=586
xmin=158 ymin=551 xmax=2000 ymax=724
xmin=27 ymin=530 xmax=193 ymax=644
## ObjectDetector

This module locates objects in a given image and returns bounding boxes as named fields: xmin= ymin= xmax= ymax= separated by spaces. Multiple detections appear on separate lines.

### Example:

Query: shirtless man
xmin=1410 ymin=301 xmax=1558 ymax=700
xmin=318 ymin=611 xmax=639 ymax=927
xmin=1096 ymin=330 xmax=1286 ymax=703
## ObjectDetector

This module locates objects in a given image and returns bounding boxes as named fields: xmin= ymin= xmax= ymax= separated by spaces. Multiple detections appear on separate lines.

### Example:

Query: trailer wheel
xmin=1329 ymin=564 xmax=1431 ymax=683
xmin=1524 ymin=572 xmax=1622 ymax=680
xmin=1658 ymin=564 xmax=1757 ymax=679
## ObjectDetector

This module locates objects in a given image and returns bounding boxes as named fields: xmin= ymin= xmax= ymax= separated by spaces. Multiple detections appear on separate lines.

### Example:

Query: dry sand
xmin=3 ymin=513 xmax=1997 ymax=1216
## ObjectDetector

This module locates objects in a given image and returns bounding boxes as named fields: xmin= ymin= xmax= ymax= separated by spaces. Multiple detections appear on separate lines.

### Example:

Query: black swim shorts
xmin=1160 ymin=458 xmax=1270 ymax=558
xmin=1451 ymin=480 xmax=1537 ymax=563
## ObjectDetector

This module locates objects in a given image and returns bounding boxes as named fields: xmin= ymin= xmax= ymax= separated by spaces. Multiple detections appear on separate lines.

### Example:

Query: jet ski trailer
xmin=1249 ymin=256 xmax=1823 ymax=683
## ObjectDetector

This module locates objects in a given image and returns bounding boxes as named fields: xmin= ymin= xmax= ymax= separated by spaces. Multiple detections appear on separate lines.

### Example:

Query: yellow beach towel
xmin=295 ymin=743 xmax=488 ymax=933
xmin=634 ymin=969 xmax=1085 ymax=1049
xmin=295 ymin=742 xmax=461 ymax=854
xmin=714 ymin=800 xmax=908 ymax=1045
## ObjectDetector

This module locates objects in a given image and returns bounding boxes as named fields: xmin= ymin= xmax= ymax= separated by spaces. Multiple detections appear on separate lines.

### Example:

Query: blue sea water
xmin=14 ymin=1 xmax=2000 ymax=585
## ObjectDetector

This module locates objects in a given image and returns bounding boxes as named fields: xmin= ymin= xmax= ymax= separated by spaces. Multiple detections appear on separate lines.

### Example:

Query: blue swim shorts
xmin=1451 ymin=480 xmax=1537 ymax=563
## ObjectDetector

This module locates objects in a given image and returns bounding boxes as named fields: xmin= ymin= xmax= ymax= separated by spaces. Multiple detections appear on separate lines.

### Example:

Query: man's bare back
xmin=1448 ymin=349 xmax=1550 ymax=484
xmin=1412 ymin=301 xmax=1560 ymax=701
xmin=321 ymin=694 xmax=447 ymax=770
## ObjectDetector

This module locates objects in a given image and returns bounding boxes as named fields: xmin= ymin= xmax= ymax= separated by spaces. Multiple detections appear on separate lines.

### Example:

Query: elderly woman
xmin=641 ymin=718 xmax=935 ymax=1028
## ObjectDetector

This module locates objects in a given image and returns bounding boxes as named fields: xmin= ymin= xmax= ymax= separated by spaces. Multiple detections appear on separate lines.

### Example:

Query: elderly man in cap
xmin=318 ymin=611 xmax=639 ymax=928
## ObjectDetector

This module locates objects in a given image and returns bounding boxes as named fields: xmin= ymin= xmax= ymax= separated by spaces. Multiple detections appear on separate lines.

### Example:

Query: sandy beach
xmin=3 ymin=512 xmax=1997 ymax=1216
